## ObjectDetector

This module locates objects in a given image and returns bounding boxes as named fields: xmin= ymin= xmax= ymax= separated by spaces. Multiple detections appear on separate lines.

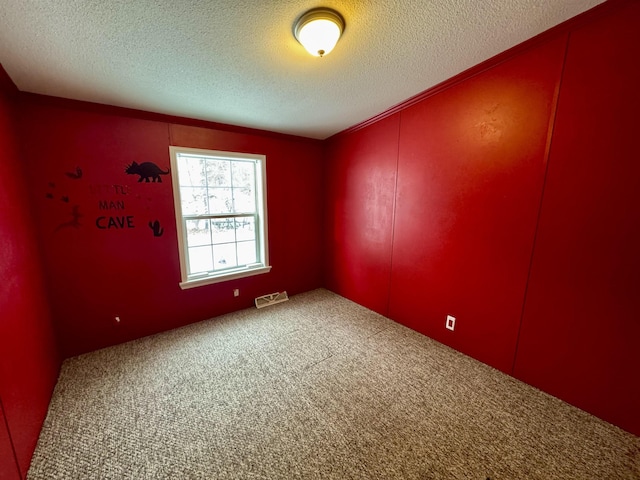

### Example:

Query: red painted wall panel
xmin=324 ymin=115 xmax=400 ymax=314
xmin=18 ymin=99 xmax=324 ymax=358
xmin=387 ymin=37 xmax=567 ymax=373
xmin=0 ymin=69 xmax=59 ymax=479
xmin=513 ymin=2 xmax=640 ymax=436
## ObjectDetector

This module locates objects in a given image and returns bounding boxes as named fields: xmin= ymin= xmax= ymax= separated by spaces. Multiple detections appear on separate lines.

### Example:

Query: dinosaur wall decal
xmin=125 ymin=162 xmax=170 ymax=183
xmin=149 ymin=220 xmax=164 ymax=237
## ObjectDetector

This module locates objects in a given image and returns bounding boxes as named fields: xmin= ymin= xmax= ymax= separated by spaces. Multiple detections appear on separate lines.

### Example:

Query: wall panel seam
xmin=510 ymin=32 xmax=573 ymax=375
xmin=385 ymin=115 xmax=402 ymax=317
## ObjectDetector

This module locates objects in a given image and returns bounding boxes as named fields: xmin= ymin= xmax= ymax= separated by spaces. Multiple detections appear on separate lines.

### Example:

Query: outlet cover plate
xmin=446 ymin=315 xmax=456 ymax=331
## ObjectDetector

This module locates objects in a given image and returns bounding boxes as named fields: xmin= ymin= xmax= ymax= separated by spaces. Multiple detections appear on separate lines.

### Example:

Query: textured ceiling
xmin=0 ymin=0 xmax=604 ymax=139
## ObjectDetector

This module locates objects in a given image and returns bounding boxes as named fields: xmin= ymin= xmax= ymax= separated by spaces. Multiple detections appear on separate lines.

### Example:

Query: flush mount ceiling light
xmin=294 ymin=7 xmax=345 ymax=57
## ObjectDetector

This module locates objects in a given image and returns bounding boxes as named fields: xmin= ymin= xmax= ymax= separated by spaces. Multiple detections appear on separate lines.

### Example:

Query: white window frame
xmin=169 ymin=146 xmax=271 ymax=289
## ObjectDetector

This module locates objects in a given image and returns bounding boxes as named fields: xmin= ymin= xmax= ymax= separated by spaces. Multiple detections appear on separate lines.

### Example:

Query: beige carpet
xmin=28 ymin=289 xmax=639 ymax=479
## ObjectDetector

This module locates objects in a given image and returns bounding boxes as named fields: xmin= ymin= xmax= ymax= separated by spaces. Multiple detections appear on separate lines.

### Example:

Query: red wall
xmin=17 ymin=97 xmax=325 ymax=358
xmin=324 ymin=114 xmax=400 ymax=314
xmin=513 ymin=0 xmax=640 ymax=436
xmin=0 ymin=69 xmax=60 ymax=479
xmin=389 ymin=37 xmax=566 ymax=373
xmin=324 ymin=1 xmax=639 ymax=435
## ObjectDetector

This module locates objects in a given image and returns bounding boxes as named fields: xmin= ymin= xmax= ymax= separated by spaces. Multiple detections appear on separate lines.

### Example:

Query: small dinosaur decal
xmin=149 ymin=220 xmax=164 ymax=237
xmin=55 ymin=205 xmax=83 ymax=232
xmin=125 ymin=162 xmax=170 ymax=183
xmin=65 ymin=166 xmax=83 ymax=179
xmin=45 ymin=181 xmax=56 ymax=199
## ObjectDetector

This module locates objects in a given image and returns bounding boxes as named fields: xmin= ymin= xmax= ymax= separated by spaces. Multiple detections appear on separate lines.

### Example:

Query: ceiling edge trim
xmin=329 ymin=0 xmax=625 ymax=142
xmin=17 ymin=92 xmax=323 ymax=145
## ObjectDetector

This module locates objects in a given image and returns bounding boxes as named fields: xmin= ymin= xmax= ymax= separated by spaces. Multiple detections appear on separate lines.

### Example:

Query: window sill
xmin=179 ymin=265 xmax=272 ymax=290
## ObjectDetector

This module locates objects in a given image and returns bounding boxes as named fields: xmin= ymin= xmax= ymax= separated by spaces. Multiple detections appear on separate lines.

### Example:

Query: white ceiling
xmin=0 ymin=0 xmax=604 ymax=140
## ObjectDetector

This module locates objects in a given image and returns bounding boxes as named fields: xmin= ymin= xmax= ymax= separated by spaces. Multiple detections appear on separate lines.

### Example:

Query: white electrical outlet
xmin=233 ymin=289 xmax=240 ymax=297
xmin=446 ymin=315 xmax=456 ymax=331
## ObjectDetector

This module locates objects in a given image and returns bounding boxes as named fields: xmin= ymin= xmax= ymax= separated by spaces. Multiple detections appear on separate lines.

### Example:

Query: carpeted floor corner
xmin=27 ymin=289 xmax=639 ymax=479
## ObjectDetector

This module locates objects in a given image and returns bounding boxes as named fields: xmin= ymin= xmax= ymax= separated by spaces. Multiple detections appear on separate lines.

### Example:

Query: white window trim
xmin=169 ymin=146 xmax=271 ymax=289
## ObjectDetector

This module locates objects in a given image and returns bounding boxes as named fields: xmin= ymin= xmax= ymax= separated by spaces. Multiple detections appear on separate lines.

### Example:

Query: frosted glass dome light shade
xmin=294 ymin=8 xmax=345 ymax=57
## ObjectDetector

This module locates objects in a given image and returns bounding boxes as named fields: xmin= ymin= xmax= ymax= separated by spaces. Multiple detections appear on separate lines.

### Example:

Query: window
xmin=169 ymin=146 xmax=270 ymax=289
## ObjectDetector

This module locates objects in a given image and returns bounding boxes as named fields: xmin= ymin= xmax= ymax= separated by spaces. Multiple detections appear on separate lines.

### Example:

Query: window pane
xmin=213 ymin=243 xmax=237 ymax=270
xmin=186 ymin=219 xmax=211 ymax=247
xmin=178 ymin=155 xmax=207 ymax=187
xmin=231 ymin=161 xmax=254 ymax=189
xmin=181 ymin=187 xmax=208 ymax=215
xmin=188 ymin=245 xmax=213 ymax=274
xmin=233 ymin=187 xmax=255 ymax=213
xmin=237 ymin=241 xmax=257 ymax=266
xmin=232 ymin=162 xmax=255 ymax=212
xmin=207 ymin=160 xmax=231 ymax=187
xmin=211 ymin=218 xmax=236 ymax=244
xmin=208 ymin=188 xmax=233 ymax=214
xmin=235 ymin=217 xmax=255 ymax=242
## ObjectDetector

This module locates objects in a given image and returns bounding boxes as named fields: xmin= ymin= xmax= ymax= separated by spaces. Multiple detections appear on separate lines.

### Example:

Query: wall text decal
xmin=96 ymin=216 xmax=135 ymax=229
xmin=90 ymin=183 xmax=135 ymax=230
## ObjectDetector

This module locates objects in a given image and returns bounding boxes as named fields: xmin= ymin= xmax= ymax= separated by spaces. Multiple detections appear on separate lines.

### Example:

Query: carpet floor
xmin=27 ymin=289 xmax=639 ymax=479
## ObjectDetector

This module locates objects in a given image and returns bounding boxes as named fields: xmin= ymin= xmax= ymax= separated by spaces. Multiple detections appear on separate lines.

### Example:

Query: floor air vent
xmin=255 ymin=291 xmax=289 ymax=309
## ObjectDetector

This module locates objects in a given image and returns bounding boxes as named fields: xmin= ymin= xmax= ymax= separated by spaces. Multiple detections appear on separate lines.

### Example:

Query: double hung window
xmin=169 ymin=146 xmax=270 ymax=288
